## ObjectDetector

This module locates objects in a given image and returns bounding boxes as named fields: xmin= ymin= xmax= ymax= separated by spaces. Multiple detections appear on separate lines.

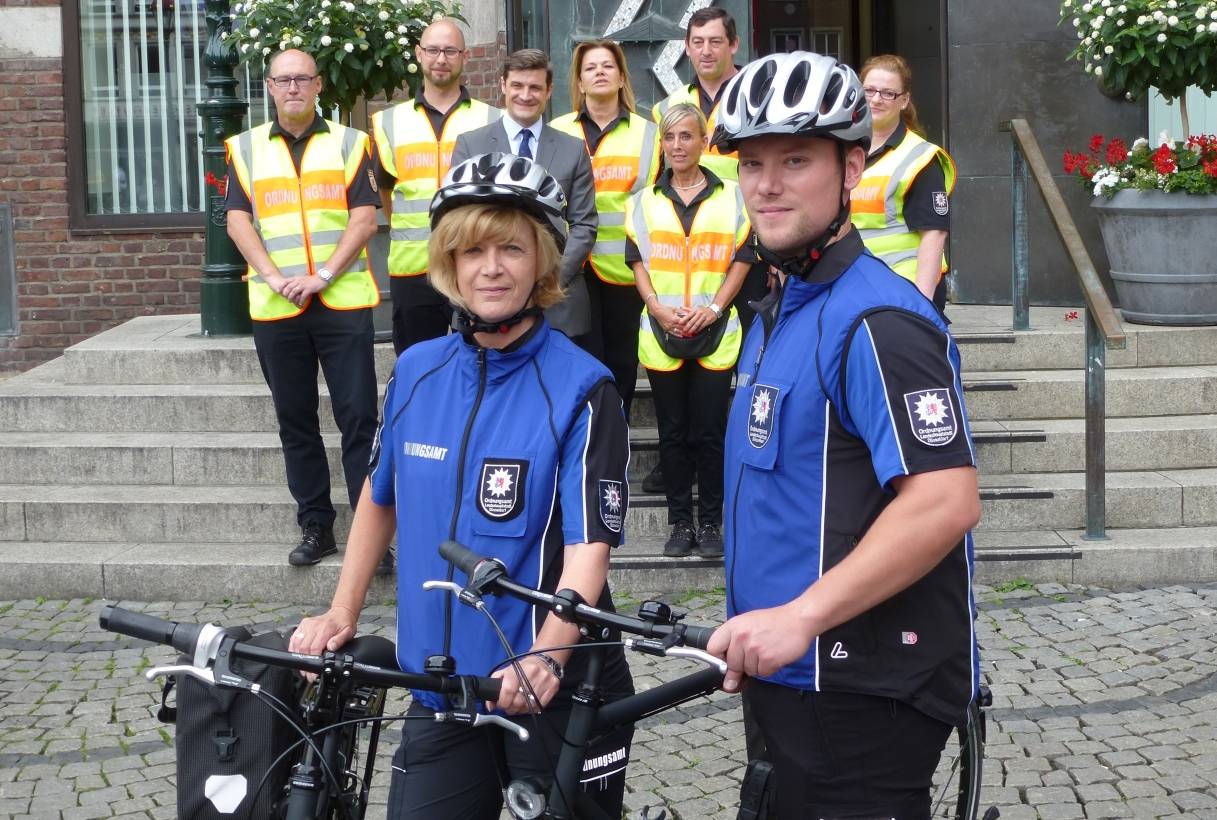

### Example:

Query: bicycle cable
xmin=250 ymin=687 xmax=356 ymax=820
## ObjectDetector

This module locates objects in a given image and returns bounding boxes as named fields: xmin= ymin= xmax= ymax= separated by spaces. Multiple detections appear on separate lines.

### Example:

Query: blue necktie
xmin=518 ymin=129 xmax=534 ymax=160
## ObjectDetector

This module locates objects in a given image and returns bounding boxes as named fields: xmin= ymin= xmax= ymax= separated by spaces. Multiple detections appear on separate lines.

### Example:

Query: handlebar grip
xmin=440 ymin=540 xmax=486 ymax=576
xmin=474 ymin=676 xmax=503 ymax=701
xmin=99 ymin=605 xmax=203 ymax=655
xmin=679 ymin=624 xmax=716 ymax=651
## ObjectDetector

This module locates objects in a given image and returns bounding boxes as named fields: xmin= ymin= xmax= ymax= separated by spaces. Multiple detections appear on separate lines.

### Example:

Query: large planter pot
xmin=1092 ymin=190 xmax=1217 ymax=325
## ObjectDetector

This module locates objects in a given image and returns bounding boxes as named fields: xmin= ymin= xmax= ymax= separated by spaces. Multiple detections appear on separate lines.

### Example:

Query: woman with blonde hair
xmin=851 ymin=54 xmax=957 ymax=314
xmin=291 ymin=152 xmax=636 ymax=818
xmin=625 ymin=102 xmax=751 ymax=559
xmin=551 ymin=39 xmax=660 ymax=419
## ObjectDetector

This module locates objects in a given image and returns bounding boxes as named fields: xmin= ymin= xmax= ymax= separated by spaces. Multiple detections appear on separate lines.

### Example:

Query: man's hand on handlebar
xmin=291 ymin=606 xmax=358 ymax=656
xmin=489 ymin=655 xmax=560 ymax=716
xmin=707 ymin=601 xmax=815 ymax=693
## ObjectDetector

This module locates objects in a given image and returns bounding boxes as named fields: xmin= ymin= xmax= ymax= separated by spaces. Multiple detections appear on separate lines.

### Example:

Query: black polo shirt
xmin=694 ymin=66 xmax=741 ymax=118
xmin=624 ymin=167 xmax=754 ymax=265
xmin=865 ymin=122 xmax=949 ymax=232
xmin=372 ymin=86 xmax=474 ymax=189
xmin=224 ymin=115 xmax=380 ymax=213
xmin=576 ymin=105 xmax=631 ymax=154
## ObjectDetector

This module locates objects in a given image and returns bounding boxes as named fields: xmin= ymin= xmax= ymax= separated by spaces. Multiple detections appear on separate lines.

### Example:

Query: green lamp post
xmin=197 ymin=0 xmax=250 ymax=335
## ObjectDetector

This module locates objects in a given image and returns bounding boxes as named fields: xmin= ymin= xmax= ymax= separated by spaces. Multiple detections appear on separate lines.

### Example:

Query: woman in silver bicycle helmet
xmin=292 ymin=152 xmax=636 ymax=819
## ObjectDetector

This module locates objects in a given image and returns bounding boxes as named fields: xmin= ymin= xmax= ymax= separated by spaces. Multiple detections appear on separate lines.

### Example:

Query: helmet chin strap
xmin=754 ymin=196 xmax=852 ymax=281
xmin=451 ymin=304 xmax=543 ymax=337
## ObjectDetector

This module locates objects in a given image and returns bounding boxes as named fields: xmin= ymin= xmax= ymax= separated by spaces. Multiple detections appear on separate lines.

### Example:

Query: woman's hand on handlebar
xmin=488 ymin=656 xmax=560 ymax=716
xmin=291 ymin=606 xmax=358 ymax=656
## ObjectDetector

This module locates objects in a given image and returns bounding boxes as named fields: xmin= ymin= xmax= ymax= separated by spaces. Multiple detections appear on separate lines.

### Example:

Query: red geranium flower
xmin=1151 ymin=145 xmax=1177 ymax=175
xmin=1089 ymin=133 xmax=1105 ymax=154
xmin=1105 ymin=138 xmax=1129 ymax=165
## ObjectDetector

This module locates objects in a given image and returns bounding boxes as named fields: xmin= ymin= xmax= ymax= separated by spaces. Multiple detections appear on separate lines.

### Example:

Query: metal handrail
xmin=1004 ymin=118 xmax=1126 ymax=540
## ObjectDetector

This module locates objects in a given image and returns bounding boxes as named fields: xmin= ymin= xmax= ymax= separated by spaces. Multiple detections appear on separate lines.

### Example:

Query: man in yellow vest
xmin=651 ymin=7 xmax=741 ymax=183
xmin=370 ymin=18 xmax=500 ymax=354
xmin=224 ymin=49 xmax=383 ymax=570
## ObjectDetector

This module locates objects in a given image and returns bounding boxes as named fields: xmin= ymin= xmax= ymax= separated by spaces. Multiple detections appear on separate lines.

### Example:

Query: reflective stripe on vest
xmin=850 ymin=130 xmax=957 ymax=283
xmin=371 ymin=98 xmax=500 ymax=276
xmin=652 ymin=84 xmax=738 ymax=182
xmin=625 ymin=179 xmax=749 ymax=371
xmin=227 ymin=121 xmax=379 ymax=321
xmin=551 ymin=111 xmax=659 ymax=286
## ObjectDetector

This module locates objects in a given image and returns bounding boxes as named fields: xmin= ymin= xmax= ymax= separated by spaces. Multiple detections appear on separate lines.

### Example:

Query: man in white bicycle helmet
xmin=705 ymin=52 xmax=982 ymax=818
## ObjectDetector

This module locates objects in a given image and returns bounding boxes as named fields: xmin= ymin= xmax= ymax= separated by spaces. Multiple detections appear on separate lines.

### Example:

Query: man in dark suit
xmin=451 ymin=49 xmax=597 ymax=340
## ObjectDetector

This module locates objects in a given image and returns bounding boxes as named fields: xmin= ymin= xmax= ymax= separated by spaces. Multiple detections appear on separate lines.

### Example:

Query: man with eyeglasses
xmin=370 ymin=18 xmax=500 ymax=354
xmin=224 ymin=48 xmax=384 ymax=570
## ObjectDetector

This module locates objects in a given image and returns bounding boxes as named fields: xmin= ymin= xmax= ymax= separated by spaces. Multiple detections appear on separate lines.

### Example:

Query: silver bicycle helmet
xmin=430 ymin=152 xmax=568 ymax=250
xmin=711 ymin=51 xmax=871 ymax=153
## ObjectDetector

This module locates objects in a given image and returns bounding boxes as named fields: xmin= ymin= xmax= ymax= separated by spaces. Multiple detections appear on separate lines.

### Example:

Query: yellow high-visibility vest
xmin=551 ymin=111 xmax=660 ymax=286
xmin=850 ymin=128 xmax=957 ymax=283
xmin=625 ymin=177 xmax=749 ymax=371
xmin=652 ymin=83 xmax=738 ymax=182
xmin=227 ymin=120 xmax=379 ymax=321
xmin=371 ymin=97 xmax=500 ymax=276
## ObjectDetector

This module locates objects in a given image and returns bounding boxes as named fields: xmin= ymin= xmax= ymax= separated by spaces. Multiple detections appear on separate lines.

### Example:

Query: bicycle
xmin=100 ymin=538 xmax=994 ymax=820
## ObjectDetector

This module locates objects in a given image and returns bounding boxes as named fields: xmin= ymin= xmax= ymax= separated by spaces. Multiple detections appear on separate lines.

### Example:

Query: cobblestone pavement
xmin=3 ymin=583 xmax=1217 ymax=818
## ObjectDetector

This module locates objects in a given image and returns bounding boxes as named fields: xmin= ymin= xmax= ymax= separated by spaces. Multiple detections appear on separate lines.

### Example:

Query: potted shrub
xmin=226 ymin=0 xmax=460 ymax=116
xmin=1060 ymin=0 xmax=1217 ymax=324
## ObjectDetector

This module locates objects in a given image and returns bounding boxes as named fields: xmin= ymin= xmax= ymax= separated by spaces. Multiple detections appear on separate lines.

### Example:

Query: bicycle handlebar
xmin=99 ymin=604 xmax=503 ymax=701
xmin=438 ymin=540 xmax=718 ymax=652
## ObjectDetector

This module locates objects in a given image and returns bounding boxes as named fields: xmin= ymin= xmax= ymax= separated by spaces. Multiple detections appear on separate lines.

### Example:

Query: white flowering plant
xmin=227 ymin=0 xmax=461 ymax=114
xmin=1061 ymin=0 xmax=1217 ymax=134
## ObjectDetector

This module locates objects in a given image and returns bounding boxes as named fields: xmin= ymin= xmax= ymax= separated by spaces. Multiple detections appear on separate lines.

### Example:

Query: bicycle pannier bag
xmin=157 ymin=626 xmax=302 ymax=818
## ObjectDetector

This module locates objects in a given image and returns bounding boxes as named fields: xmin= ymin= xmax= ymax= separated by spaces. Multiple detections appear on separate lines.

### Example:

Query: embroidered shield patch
xmin=599 ymin=479 xmax=624 ymax=533
xmin=747 ymin=383 xmax=779 ymax=448
xmin=932 ymin=191 xmax=949 ymax=216
xmin=477 ymin=459 xmax=528 ymax=520
xmin=903 ymin=389 xmax=958 ymax=447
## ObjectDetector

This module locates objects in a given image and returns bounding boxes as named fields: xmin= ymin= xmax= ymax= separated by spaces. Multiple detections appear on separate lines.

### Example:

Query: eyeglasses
xmin=268 ymin=75 xmax=317 ymax=88
xmin=420 ymin=46 xmax=463 ymax=59
xmin=863 ymin=87 xmax=904 ymax=101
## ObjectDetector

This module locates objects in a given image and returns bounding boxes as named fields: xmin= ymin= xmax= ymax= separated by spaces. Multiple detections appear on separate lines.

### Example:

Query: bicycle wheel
xmin=929 ymin=691 xmax=987 ymax=820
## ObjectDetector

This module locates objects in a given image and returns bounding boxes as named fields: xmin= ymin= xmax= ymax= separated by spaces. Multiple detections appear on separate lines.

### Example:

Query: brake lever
xmin=423 ymin=579 xmax=486 ymax=609
xmin=433 ymin=710 xmax=530 ymax=742
xmin=623 ymin=638 xmax=728 ymax=675
xmin=145 ymin=664 xmax=216 ymax=686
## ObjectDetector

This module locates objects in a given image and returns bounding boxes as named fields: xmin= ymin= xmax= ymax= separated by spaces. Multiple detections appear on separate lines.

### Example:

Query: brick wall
xmin=0 ymin=52 xmax=204 ymax=373
xmin=0 ymin=27 xmax=503 ymax=374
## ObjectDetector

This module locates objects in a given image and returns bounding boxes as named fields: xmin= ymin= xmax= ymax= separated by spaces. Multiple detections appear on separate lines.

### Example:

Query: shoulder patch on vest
xmin=747 ymin=383 xmax=779 ymax=448
xmin=904 ymin=389 xmax=958 ymax=447
xmin=932 ymin=191 xmax=949 ymax=216
xmin=599 ymin=479 xmax=624 ymax=533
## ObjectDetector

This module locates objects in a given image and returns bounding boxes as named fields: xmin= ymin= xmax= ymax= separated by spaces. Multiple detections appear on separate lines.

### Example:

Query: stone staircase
xmin=2 ymin=305 xmax=1217 ymax=604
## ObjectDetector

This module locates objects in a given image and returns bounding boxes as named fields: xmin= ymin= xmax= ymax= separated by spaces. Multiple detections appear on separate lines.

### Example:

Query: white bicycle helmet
xmin=430 ymin=152 xmax=568 ymax=250
xmin=712 ymin=51 xmax=871 ymax=153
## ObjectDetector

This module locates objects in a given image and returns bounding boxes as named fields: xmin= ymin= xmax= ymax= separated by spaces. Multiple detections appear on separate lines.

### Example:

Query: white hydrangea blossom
xmin=320 ymin=34 xmax=332 ymax=45
xmin=344 ymin=41 xmax=355 ymax=52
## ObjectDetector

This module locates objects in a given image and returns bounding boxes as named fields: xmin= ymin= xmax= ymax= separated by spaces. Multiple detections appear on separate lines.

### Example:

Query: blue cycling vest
xmin=369 ymin=321 xmax=630 ymax=710
xmin=724 ymin=230 xmax=979 ymax=726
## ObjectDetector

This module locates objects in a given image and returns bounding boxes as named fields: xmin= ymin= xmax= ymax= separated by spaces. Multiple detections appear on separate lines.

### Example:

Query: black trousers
xmin=744 ymin=681 xmax=953 ymax=819
xmin=252 ymin=300 xmax=378 ymax=529
xmin=646 ymin=363 xmax=732 ymax=527
xmin=386 ymin=700 xmax=632 ymax=819
xmin=582 ymin=267 xmax=642 ymax=420
xmin=390 ymin=274 xmax=450 ymax=355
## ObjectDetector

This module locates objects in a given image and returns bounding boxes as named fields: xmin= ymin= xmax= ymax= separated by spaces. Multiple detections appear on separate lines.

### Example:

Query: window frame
xmin=62 ymin=0 xmax=206 ymax=232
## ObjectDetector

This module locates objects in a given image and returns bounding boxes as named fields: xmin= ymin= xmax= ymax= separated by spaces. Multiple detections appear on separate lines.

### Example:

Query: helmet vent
xmin=749 ymin=58 xmax=777 ymax=107
xmin=821 ymin=73 xmax=843 ymax=115
xmin=785 ymin=60 xmax=811 ymax=107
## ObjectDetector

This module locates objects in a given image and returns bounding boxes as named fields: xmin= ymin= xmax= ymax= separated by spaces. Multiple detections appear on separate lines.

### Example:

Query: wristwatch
xmin=316 ymin=267 xmax=334 ymax=287
xmin=708 ymin=303 xmax=723 ymax=317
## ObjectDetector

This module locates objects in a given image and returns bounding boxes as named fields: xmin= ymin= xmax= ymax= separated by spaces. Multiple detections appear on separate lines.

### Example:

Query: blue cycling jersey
xmin=369 ymin=321 xmax=632 ymax=710
xmin=724 ymin=229 xmax=979 ymax=726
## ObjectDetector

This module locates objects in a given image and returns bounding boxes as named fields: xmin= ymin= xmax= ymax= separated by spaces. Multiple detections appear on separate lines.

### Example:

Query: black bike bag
xmin=157 ymin=626 xmax=302 ymax=819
